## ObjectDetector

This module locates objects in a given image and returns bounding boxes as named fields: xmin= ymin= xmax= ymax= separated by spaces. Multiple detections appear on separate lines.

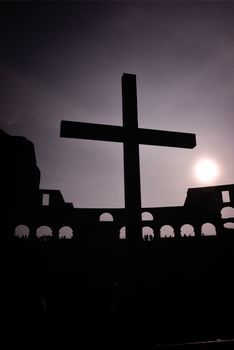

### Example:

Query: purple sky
xmin=1 ymin=1 xmax=234 ymax=208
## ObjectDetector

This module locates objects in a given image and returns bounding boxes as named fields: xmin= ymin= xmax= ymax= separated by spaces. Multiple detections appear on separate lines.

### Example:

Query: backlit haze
xmin=1 ymin=1 xmax=234 ymax=208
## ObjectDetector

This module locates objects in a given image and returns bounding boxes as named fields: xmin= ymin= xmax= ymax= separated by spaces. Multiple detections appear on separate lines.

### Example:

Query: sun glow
xmin=194 ymin=158 xmax=220 ymax=184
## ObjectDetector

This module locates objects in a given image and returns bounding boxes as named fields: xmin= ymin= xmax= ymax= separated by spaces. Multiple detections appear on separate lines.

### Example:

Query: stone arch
xmin=14 ymin=224 xmax=30 ymax=238
xmin=119 ymin=226 xmax=126 ymax=239
xmin=221 ymin=207 xmax=234 ymax=219
xmin=142 ymin=226 xmax=154 ymax=241
xmin=201 ymin=223 xmax=216 ymax=236
xmin=59 ymin=226 xmax=73 ymax=239
xmin=99 ymin=212 xmax=114 ymax=222
xmin=141 ymin=211 xmax=154 ymax=221
xmin=36 ymin=225 xmax=53 ymax=239
xmin=180 ymin=224 xmax=195 ymax=237
xmin=224 ymin=222 xmax=234 ymax=230
xmin=160 ymin=225 xmax=175 ymax=238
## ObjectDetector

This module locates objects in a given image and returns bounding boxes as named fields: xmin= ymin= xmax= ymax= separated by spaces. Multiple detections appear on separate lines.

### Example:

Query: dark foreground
xmin=1 ymin=236 xmax=234 ymax=349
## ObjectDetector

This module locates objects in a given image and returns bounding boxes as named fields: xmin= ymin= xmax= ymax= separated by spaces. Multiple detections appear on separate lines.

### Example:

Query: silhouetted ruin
xmin=2 ymin=74 xmax=234 ymax=348
xmin=1 ymin=129 xmax=40 ymax=226
xmin=2 ymin=125 xmax=234 ymax=241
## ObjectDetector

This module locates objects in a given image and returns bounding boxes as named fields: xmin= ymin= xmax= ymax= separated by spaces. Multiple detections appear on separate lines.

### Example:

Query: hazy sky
xmin=1 ymin=1 xmax=234 ymax=208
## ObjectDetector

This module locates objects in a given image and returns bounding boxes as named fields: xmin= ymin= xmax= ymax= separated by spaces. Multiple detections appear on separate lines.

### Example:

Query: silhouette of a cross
xmin=60 ymin=73 xmax=196 ymax=242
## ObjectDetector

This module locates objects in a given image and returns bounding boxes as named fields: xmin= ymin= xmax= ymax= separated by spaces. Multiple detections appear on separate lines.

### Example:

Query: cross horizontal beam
xmin=138 ymin=127 xmax=196 ymax=148
xmin=60 ymin=120 xmax=196 ymax=149
xmin=60 ymin=120 xmax=123 ymax=143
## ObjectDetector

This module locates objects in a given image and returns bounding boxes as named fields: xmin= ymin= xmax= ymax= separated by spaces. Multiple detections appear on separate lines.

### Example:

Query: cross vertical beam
xmin=122 ymin=74 xmax=142 ymax=242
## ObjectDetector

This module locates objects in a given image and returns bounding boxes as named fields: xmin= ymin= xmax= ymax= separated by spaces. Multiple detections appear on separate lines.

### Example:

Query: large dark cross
xmin=60 ymin=73 xmax=196 ymax=242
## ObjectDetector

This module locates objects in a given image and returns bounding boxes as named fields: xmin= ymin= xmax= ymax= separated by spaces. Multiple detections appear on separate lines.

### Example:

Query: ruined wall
xmin=12 ymin=184 xmax=234 ymax=241
xmin=1 ymin=129 xmax=41 ymax=232
xmin=2 ymin=129 xmax=234 ymax=241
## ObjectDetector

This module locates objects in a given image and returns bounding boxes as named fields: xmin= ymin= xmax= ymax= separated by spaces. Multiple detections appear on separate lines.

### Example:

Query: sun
xmin=194 ymin=158 xmax=220 ymax=184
